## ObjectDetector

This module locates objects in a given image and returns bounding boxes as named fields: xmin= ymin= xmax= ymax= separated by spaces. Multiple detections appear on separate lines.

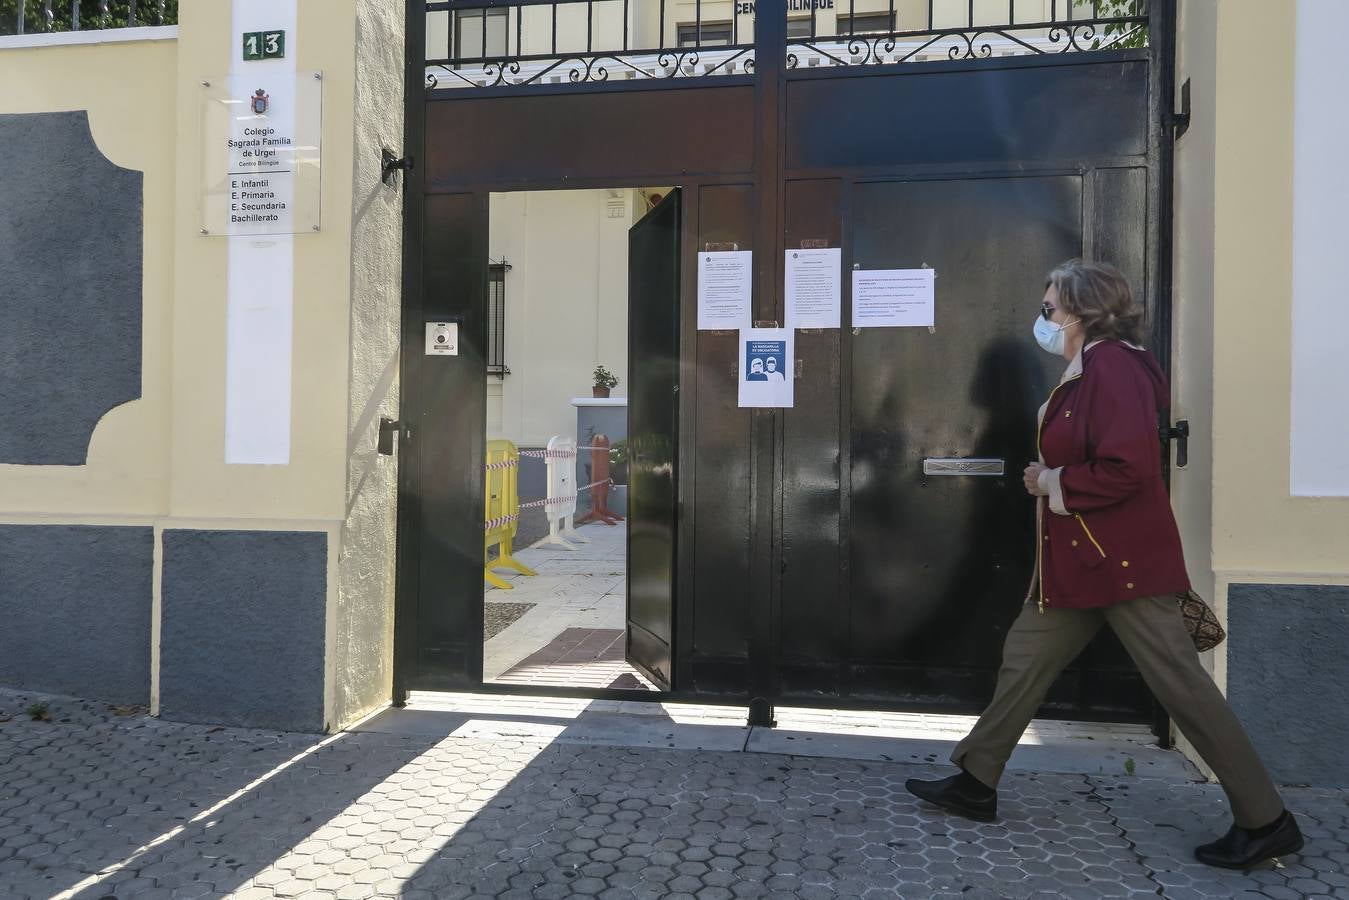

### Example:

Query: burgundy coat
xmin=1032 ymin=341 xmax=1191 ymax=610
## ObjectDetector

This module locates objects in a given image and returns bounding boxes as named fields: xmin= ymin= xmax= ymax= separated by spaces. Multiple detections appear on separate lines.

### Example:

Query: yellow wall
xmin=1208 ymin=0 xmax=1349 ymax=582
xmin=0 ymin=3 xmax=367 ymax=525
xmin=0 ymin=36 xmax=178 ymax=519
xmin=1 ymin=0 xmax=402 ymax=731
xmin=169 ymin=0 xmax=356 ymax=523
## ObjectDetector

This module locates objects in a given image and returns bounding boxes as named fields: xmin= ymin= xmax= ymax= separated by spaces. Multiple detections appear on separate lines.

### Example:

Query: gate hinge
xmin=378 ymin=417 xmax=400 ymax=455
xmin=1161 ymin=419 xmax=1189 ymax=469
xmin=381 ymin=148 xmax=414 ymax=185
xmin=1170 ymin=78 xmax=1192 ymax=142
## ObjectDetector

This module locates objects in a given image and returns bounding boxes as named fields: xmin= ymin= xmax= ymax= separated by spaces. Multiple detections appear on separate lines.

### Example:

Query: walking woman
xmin=904 ymin=260 xmax=1303 ymax=870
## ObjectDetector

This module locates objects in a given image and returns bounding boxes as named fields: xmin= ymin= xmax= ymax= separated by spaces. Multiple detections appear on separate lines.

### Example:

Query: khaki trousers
xmin=952 ymin=594 xmax=1285 ymax=828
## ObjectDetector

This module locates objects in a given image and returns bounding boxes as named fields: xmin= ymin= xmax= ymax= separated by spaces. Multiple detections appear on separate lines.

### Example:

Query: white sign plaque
xmin=200 ymin=72 xmax=323 ymax=236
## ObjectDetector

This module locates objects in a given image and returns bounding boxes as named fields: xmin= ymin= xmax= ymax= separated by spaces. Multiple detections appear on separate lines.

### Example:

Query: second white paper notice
xmin=785 ymin=247 xmax=841 ymax=329
xmin=738 ymin=328 xmax=794 ymax=408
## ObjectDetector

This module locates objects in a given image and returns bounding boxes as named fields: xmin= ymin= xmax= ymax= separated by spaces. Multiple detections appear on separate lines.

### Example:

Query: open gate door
xmin=625 ymin=189 xmax=681 ymax=690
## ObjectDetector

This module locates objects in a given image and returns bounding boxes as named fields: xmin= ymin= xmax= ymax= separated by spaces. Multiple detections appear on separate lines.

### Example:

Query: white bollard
xmin=539 ymin=435 xmax=588 ymax=549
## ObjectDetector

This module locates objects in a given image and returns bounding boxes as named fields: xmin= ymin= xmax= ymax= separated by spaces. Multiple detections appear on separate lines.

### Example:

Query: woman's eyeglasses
xmin=1040 ymin=302 xmax=1056 ymax=320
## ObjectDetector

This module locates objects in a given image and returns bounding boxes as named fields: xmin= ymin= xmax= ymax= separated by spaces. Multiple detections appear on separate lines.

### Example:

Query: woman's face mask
xmin=1033 ymin=313 xmax=1079 ymax=356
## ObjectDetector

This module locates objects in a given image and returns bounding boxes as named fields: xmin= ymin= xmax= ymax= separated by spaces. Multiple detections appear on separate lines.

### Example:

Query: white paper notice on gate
xmin=852 ymin=268 xmax=936 ymax=328
xmin=698 ymin=251 xmax=753 ymax=330
xmin=785 ymin=248 xmax=841 ymax=329
xmin=738 ymin=328 xmax=794 ymax=408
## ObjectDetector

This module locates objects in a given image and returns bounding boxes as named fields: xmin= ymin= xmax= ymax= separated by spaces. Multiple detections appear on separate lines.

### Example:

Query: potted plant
xmin=592 ymin=365 xmax=619 ymax=398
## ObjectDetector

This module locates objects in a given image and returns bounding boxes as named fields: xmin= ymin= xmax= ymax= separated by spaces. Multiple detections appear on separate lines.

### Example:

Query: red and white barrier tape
xmin=515 ymin=479 xmax=612 ymax=512
xmin=518 ymin=446 xmax=611 ymax=459
xmin=520 ymin=494 xmax=574 ymax=510
xmin=484 ymin=513 xmax=519 ymax=531
xmin=484 ymin=458 xmax=518 ymax=470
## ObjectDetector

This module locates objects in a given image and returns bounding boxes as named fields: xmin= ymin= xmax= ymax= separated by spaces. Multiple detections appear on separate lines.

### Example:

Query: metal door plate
xmin=922 ymin=458 xmax=1006 ymax=476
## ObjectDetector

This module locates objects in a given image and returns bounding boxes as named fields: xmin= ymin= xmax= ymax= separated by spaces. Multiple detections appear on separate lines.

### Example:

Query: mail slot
xmin=922 ymin=458 xmax=1006 ymax=476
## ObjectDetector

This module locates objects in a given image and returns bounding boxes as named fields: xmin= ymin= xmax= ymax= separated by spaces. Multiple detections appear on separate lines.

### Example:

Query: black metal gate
xmin=395 ymin=0 xmax=1177 ymax=725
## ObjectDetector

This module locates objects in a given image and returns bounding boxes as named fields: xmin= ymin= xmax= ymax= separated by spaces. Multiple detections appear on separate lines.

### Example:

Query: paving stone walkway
xmin=484 ymin=522 xmax=648 ymax=688
xmin=2 ymin=689 xmax=1346 ymax=900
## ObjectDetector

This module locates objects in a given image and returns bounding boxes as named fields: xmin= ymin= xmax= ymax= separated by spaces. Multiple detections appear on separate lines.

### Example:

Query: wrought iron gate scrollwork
xmin=786 ymin=18 xmax=1148 ymax=69
xmin=426 ymin=45 xmax=756 ymax=89
xmin=423 ymin=0 xmax=1149 ymax=92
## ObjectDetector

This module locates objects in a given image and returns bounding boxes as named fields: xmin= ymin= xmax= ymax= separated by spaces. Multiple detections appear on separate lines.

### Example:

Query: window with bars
xmin=677 ymin=21 xmax=733 ymax=47
xmin=840 ymin=12 xmax=896 ymax=34
xmin=791 ymin=12 xmax=896 ymax=40
xmin=488 ymin=263 xmax=508 ymax=375
xmin=454 ymin=6 xmax=509 ymax=61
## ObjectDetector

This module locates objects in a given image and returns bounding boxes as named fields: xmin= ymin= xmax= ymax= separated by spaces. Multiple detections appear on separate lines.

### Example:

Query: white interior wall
xmin=488 ymin=189 xmax=635 ymax=447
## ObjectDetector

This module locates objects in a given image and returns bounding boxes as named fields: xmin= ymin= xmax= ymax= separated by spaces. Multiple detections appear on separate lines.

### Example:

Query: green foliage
xmin=1094 ymin=0 xmax=1149 ymax=51
xmin=592 ymin=365 xmax=619 ymax=390
xmin=0 ymin=0 xmax=178 ymax=36
xmin=1124 ymin=756 xmax=1137 ymax=776
xmin=25 ymin=703 xmax=50 ymax=722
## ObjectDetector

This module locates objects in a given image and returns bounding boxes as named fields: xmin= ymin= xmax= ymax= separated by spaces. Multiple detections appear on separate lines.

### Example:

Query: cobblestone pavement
xmin=2 ymin=690 xmax=1346 ymax=900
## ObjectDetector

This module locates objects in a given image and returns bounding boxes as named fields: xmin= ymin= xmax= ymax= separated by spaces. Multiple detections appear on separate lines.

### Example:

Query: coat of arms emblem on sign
xmin=251 ymin=89 xmax=270 ymax=115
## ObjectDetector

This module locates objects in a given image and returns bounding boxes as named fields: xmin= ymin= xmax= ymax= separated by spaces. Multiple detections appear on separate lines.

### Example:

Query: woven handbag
xmin=1177 ymin=589 xmax=1226 ymax=652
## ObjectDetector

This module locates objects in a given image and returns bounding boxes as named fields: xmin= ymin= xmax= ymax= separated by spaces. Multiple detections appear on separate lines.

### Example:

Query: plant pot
xmin=592 ymin=386 xmax=611 ymax=398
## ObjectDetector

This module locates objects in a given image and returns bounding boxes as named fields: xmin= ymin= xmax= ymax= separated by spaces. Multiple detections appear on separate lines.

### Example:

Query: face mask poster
xmin=738 ymin=329 xmax=794 ymax=408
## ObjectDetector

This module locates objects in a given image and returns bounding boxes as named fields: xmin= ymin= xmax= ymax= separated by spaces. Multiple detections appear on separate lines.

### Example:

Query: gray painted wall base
xmin=160 ymin=530 xmax=328 ymax=733
xmin=1228 ymin=583 xmax=1349 ymax=787
xmin=0 ymin=525 xmax=153 ymax=705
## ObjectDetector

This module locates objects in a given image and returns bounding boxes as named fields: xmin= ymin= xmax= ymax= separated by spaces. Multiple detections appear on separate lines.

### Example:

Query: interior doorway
xmin=475 ymin=186 xmax=678 ymax=693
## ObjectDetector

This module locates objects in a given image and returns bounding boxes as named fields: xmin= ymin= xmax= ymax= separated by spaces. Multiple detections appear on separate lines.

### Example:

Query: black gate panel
xmin=1091 ymin=167 xmax=1151 ymax=337
xmin=836 ymin=174 xmax=1146 ymax=719
xmin=684 ymin=183 xmax=757 ymax=695
xmin=406 ymin=192 xmax=489 ymax=689
xmin=425 ymin=85 xmax=755 ymax=190
xmin=626 ymin=190 xmax=682 ymax=690
xmin=778 ymin=178 xmax=847 ymax=696
xmin=784 ymin=58 xmax=1149 ymax=173
xmin=846 ymin=176 xmax=1077 ymax=707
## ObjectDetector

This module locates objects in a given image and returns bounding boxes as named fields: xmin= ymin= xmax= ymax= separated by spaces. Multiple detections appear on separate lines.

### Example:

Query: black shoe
xmin=1194 ymin=811 xmax=1305 ymax=870
xmin=905 ymin=770 xmax=998 ymax=823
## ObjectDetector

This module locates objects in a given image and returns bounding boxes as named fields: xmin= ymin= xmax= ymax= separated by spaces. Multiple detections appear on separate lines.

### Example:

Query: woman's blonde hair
xmin=1047 ymin=259 xmax=1144 ymax=344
